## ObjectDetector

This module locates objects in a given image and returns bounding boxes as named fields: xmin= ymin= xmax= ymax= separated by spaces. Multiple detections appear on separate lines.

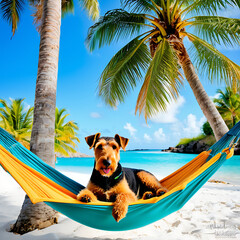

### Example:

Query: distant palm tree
xmin=55 ymin=108 xmax=80 ymax=157
xmin=2 ymin=0 xmax=100 ymax=234
xmin=0 ymin=99 xmax=33 ymax=148
xmin=214 ymin=88 xmax=240 ymax=128
xmin=87 ymin=0 xmax=240 ymax=141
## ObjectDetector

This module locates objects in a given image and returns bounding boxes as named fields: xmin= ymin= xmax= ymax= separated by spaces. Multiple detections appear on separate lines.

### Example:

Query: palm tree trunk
xmin=178 ymin=45 xmax=229 ymax=141
xmin=233 ymin=115 xmax=236 ymax=127
xmin=11 ymin=0 xmax=61 ymax=234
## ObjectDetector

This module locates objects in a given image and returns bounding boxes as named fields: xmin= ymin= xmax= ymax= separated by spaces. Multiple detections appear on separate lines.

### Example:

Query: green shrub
xmin=202 ymin=121 xmax=213 ymax=136
xmin=176 ymin=134 xmax=205 ymax=146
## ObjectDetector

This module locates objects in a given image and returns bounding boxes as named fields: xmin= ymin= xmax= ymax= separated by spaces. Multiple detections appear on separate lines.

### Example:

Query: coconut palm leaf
xmin=180 ymin=0 xmax=240 ymax=15
xmin=79 ymin=0 xmax=99 ymax=20
xmin=214 ymin=87 xmax=240 ymax=128
xmin=121 ymin=0 xmax=157 ymax=13
xmin=86 ymin=9 xmax=149 ymax=51
xmin=135 ymin=38 xmax=182 ymax=119
xmin=187 ymin=33 xmax=240 ymax=87
xmin=54 ymin=108 xmax=80 ymax=156
xmin=0 ymin=0 xmax=24 ymax=36
xmin=188 ymin=16 xmax=240 ymax=47
xmin=99 ymin=36 xmax=151 ymax=107
xmin=55 ymin=142 xmax=70 ymax=157
xmin=62 ymin=0 xmax=74 ymax=17
xmin=0 ymin=98 xmax=33 ymax=147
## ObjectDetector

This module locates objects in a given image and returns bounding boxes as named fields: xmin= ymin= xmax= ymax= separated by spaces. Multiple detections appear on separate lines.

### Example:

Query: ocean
xmin=56 ymin=150 xmax=240 ymax=185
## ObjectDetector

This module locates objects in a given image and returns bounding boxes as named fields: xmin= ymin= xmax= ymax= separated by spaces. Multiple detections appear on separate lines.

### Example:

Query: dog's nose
xmin=103 ymin=159 xmax=111 ymax=167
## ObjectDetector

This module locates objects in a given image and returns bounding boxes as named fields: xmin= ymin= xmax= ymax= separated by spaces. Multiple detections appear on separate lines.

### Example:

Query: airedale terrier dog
xmin=77 ymin=133 xmax=168 ymax=222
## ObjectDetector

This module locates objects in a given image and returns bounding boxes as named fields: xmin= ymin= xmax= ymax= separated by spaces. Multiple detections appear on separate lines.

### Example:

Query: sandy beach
xmin=0 ymin=167 xmax=240 ymax=240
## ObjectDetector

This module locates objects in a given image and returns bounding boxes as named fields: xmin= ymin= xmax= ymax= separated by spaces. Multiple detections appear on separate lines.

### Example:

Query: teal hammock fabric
xmin=0 ymin=122 xmax=240 ymax=231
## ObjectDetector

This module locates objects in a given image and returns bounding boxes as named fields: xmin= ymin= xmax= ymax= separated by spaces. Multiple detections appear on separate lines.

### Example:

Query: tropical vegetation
xmin=178 ymin=87 xmax=240 ymax=147
xmin=202 ymin=122 xmax=214 ymax=136
xmin=87 ymin=0 xmax=240 ymax=141
xmin=55 ymin=108 xmax=80 ymax=157
xmin=0 ymin=98 xmax=33 ymax=148
xmin=0 ymin=99 xmax=80 ymax=156
xmin=214 ymin=87 xmax=240 ymax=129
xmin=177 ymin=134 xmax=205 ymax=146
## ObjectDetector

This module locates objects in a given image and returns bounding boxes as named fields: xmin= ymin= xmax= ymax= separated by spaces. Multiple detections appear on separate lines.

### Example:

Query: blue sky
xmin=1 ymin=1 xmax=240 ymax=154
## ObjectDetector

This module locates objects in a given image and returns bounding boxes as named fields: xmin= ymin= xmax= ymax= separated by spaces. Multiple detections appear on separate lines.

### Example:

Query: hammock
xmin=0 ymin=122 xmax=239 ymax=231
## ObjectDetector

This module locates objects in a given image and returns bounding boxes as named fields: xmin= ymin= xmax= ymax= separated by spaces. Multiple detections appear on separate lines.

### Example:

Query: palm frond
xmin=181 ymin=0 xmax=240 ymax=15
xmin=55 ymin=107 xmax=80 ymax=155
xmin=99 ymin=36 xmax=151 ymax=107
xmin=86 ymin=9 xmax=148 ymax=51
xmin=189 ymin=16 xmax=240 ymax=47
xmin=79 ymin=0 xmax=99 ymax=20
xmin=213 ymin=87 xmax=240 ymax=128
xmin=187 ymin=33 xmax=240 ymax=88
xmin=121 ymin=0 xmax=156 ymax=13
xmin=135 ymin=38 xmax=182 ymax=120
xmin=65 ymin=121 xmax=79 ymax=130
xmin=55 ymin=142 xmax=70 ymax=157
xmin=0 ymin=0 xmax=24 ymax=36
xmin=0 ymin=98 xmax=33 ymax=144
xmin=62 ymin=0 xmax=74 ymax=17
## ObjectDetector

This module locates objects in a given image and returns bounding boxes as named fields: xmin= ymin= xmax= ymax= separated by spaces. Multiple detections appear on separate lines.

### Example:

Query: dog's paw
xmin=142 ymin=191 xmax=155 ymax=200
xmin=77 ymin=189 xmax=97 ymax=203
xmin=112 ymin=204 xmax=128 ymax=222
xmin=156 ymin=188 xmax=167 ymax=197
xmin=77 ymin=194 xmax=92 ymax=203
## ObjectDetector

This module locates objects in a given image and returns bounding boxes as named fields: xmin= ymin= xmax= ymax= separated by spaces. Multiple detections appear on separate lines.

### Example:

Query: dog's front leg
xmin=112 ymin=192 xmax=137 ymax=222
xmin=77 ymin=188 xmax=98 ymax=203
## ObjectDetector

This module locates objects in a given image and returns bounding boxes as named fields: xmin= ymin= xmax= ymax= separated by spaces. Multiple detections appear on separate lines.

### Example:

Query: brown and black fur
xmin=77 ymin=133 xmax=168 ymax=222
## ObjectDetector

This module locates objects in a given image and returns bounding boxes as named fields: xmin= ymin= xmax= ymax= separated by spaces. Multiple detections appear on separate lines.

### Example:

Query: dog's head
xmin=85 ymin=133 xmax=129 ymax=177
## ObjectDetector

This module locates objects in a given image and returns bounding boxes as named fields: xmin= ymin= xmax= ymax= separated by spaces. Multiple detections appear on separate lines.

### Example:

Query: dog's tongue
xmin=103 ymin=168 xmax=110 ymax=174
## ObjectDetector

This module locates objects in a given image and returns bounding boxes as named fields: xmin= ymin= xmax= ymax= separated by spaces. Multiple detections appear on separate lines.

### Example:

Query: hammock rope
xmin=0 ymin=122 xmax=239 ymax=231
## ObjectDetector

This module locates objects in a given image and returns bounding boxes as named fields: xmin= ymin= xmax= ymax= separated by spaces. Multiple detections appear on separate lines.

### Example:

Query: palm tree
xmin=0 ymin=98 xmax=33 ymax=148
xmin=214 ymin=87 xmax=240 ymax=128
xmin=87 ymin=0 xmax=240 ymax=141
xmin=55 ymin=108 xmax=80 ymax=157
xmin=1 ymin=0 xmax=99 ymax=235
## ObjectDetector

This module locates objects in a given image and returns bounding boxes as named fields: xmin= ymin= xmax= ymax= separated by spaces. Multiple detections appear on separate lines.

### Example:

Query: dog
xmin=77 ymin=133 xmax=168 ymax=222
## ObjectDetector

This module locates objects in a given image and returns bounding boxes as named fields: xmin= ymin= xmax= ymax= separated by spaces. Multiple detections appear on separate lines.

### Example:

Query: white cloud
xmin=124 ymin=123 xmax=137 ymax=137
xmin=154 ymin=128 xmax=166 ymax=142
xmin=150 ymin=96 xmax=185 ymax=123
xmin=170 ymin=114 xmax=206 ymax=142
xmin=170 ymin=121 xmax=183 ymax=138
xmin=183 ymin=114 xmax=206 ymax=137
xmin=144 ymin=133 xmax=152 ymax=142
xmin=210 ymin=93 xmax=220 ymax=101
xmin=90 ymin=112 xmax=101 ymax=118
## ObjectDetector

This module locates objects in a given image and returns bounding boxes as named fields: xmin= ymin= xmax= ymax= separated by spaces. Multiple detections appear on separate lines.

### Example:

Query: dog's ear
xmin=85 ymin=133 xmax=101 ymax=149
xmin=114 ymin=134 xmax=129 ymax=151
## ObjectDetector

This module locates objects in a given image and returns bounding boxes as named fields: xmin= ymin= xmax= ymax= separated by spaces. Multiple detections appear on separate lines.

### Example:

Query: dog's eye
xmin=112 ymin=145 xmax=117 ymax=150
xmin=97 ymin=144 xmax=102 ymax=150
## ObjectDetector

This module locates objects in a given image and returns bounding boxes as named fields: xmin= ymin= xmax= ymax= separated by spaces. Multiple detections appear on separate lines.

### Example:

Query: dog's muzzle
xmin=102 ymin=159 xmax=111 ymax=168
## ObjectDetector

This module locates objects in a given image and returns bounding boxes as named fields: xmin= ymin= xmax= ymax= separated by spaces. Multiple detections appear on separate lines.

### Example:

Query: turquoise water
xmin=56 ymin=150 xmax=240 ymax=185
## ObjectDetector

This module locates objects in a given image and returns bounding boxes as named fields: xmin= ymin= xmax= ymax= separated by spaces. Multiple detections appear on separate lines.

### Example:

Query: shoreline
xmin=0 ymin=168 xmax=240 ymax=239
xmin=56 ymin=152 xmax=93 ymax=158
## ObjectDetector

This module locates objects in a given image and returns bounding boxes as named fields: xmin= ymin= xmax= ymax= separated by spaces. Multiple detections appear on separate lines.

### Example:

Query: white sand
xmin=0 ymin=168 xmax=240 ymax=240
